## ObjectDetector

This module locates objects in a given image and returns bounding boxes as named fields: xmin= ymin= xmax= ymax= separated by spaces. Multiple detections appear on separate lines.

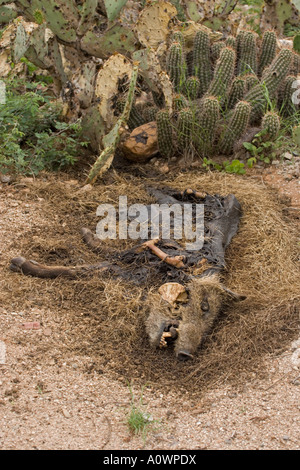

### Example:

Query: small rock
xmin=19 ymin=177 xmax=34 ymax=185
xmin=62 ymin=408 xmax=71 ymax=419
xmin=0 ymin=174 xmax=11 ymax=184
xmin=291 ymin=338 xmax=300 ymax=351
xmin=272 ymin=160 xmax=280 ymax=165
xmin=122 ymin=121 xmax=158 ymax=162
xmin=159 ymin=164 xmax=169 ymax=174
xmin=78 ymin=184 xmax=93 ymax=193
xmin=21 ymin=322 xmax=40 ymax=330
xmin=43 ymin=328 xmax=52 ymax=336
xmin=283 ymin=152 xmax=293 ymax=160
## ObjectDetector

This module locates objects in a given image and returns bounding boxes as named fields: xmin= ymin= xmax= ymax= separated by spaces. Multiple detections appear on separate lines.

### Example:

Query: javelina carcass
xmin=9 ymin=187 xmax=246 ymax=360
xmin=143 ymin=188 xmax=247 ymax=360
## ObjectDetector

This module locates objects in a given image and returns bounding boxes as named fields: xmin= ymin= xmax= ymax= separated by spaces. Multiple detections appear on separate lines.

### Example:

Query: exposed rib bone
xmin=137 ymin=239 xmax=185 ymax=268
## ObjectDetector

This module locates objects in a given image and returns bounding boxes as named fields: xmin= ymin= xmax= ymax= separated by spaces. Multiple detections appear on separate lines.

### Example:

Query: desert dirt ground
xmin=0 ymin=159 xmax=299 ymax=451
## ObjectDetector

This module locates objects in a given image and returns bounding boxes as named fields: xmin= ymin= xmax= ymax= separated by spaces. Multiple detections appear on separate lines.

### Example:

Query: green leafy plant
xmin=0 ymin=79 xmax=89 ymax=175
xmin=126 ymin=384 xmax=160 ymax=442
xmin=202 ymin=157 xmax=246 ymax=174
xmin=243 ymin=129 xmax=279 ymax=164
xmin=223 ymin=159 xmax=246 ymax=174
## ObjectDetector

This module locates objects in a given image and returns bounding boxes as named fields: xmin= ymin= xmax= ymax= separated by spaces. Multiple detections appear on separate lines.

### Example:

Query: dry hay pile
xmin=3 ymin=169 xmax=300 ymax=396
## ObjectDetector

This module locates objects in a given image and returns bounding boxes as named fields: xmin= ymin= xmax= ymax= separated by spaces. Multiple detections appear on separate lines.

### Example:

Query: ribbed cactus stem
xmin=208 ymin=47 xmax=236 ymax=99
xmin=244 ymin=73 xmax=260 ymax=92
xmin=261 ymin=111 xmax=280 ymax=140
xmin=194 ymin=95 xmax=220 ymax=157
xmin=192 ymin=29 xmax=213 ymax=96
xmin=236 ymin=30 xmax=246 ymax=61
xmin=262 ymin=48 xmax=293 ymax=98
xmin=279 ymin=75 xmax=298 ymax=117
xmin=237 ymin=31 xmax=257 ymax=75
xmin=171 ymin=31 xmax=185 ymax=48
xmin=218 ymin=101 xmax=251 ymax=155
xmin=258 ymin=30 xmax=277 ymax=77
xmin=291 ymin=52 xmax=300 ymax=76
xmin=226 ymin=36 xmax=237 ymax=51
xmin=245 ymin=48 xmax=293 ymax=121
xmin=166 ymin=41 xmax=187 ymax=93
xmin=228 ymin=77 xmax=246 ymax=109
xmin=156 ymin=109 xmax=174 ymax=159
xmin=177 ymin=107 xmax=194 ymax=152
xmin=185 ymin=76 xmax=200 ymax=100
xmin=116 ymin=97 xmax=145 ymax=130
xmin=173 ymin=93 xmax=189 ymax=112
xmin=143 ymin=105 xmax=159 ymax=123
xmin=152 ymin=90 xmax=165 ymax=108
xmin=211 ymin=41 xmax=225 ymax=65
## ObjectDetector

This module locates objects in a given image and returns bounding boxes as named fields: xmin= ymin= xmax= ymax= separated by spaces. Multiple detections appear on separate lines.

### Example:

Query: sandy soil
xmin=0 ymin=161 xmax=299 ymax=451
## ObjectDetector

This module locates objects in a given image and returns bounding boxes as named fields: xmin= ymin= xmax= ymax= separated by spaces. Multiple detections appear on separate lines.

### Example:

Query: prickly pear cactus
xmin=0 ymin=5 xmax=17 ymax=24
xmin=104 ymin=0 xmax=128 ymax=22
xmin=260 ymin=0 xmax=300 ymax=36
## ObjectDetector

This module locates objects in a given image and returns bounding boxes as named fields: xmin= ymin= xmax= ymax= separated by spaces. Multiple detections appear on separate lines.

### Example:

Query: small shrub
xmin=0 ymin=79 xmax=89 ymax=175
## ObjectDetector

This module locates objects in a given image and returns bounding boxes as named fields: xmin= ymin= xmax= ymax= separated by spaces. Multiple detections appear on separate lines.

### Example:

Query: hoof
xmin=10 ymin=257 xmax=26 ymax=272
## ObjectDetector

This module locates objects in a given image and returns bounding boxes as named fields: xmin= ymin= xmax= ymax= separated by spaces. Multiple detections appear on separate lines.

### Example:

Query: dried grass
xmin=2 ymin=169 xmax=299 ymax=397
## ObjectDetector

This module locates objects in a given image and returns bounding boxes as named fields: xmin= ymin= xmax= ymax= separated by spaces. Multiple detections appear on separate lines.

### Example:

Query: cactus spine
xmin=258 ymin=30 xmax=277 ymax=77
xmin=167 ymin=41 xmax=187 ymax=93
xmin=156 ymin=109 xmax=173 ymax=159
xmin=192 ymin=30 xmax=213 ymax=97
xmin=208 ymin=47 xmax=236 ymax=99
xmin=218 ymin=101 xmax=251 ymax=155
xmin=262 ymin=111 xmax=281 ymax=140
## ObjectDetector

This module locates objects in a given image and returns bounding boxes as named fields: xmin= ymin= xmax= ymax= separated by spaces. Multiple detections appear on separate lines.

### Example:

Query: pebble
xmin=62 ymin=408 xmax=71 ymax=419
xmin=21 ymin=322 xmax=40 ymax=330
xmin=0 ymin=175 xmax=11 ymax=183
